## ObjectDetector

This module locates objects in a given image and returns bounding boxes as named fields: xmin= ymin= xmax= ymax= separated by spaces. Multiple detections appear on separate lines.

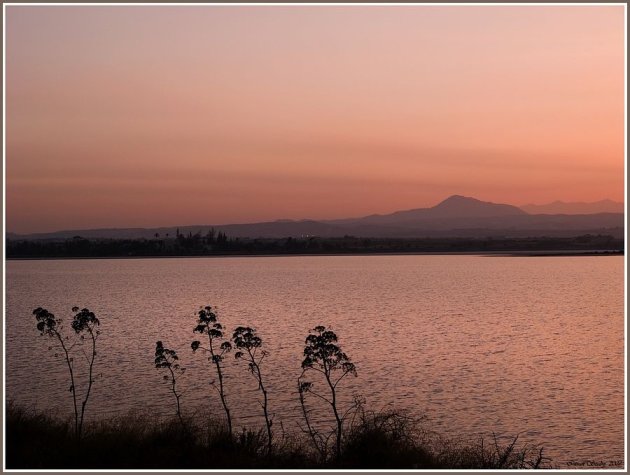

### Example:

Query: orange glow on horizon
xmin=5 ymin=5 xmax=625 ymax=233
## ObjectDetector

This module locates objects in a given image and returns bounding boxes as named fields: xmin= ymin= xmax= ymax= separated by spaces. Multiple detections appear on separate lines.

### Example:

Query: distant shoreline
xmin=7 ymin=234 xmax=623 ymax=260
xmin=5 ymin=250 xmax=623 ymax=261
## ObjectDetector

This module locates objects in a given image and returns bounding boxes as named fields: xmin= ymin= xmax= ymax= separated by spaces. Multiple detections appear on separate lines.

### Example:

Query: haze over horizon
xmin=6 ymin=194 xmax=625 ymax=238
xmin=6 ymin=5 xmax=625 ymax=234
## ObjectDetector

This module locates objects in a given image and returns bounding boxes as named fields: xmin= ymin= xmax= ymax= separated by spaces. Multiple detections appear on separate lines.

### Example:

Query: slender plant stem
xmin=55 ymin=330 xmax=79 ymax=439
xmin=79 ymin=329 xmax=97 ymax=438
xmin=167 ymin=365 xmax=185 ymax=429
xmin=323 ymin=359 xmax=343 ymax=460
xmin=208 ymin=333 xmax=232 ymax=436
xmin=298 ymin=376 xmax=325 ymax=461
xmin=247 ymin=349 xmax=272 ymax=456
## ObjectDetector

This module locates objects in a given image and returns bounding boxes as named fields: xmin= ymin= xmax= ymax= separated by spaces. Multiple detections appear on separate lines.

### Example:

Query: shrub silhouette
xmin=154 ymin=341 xmax=186 ymax=430
xmin=299 ymin=325 xmax=357 ymax=461
xmin=191 ymin=305 xmax=233 ymax=436
xmin=232 ymin=326 xmax=273 ymax=456
xmin=430 ymin=432 xmax=551 ymax=469
xmin=6 ymin=401 xmax=553 ymax=469
xmin=33 ymin=306 xmax=100 ymax=439
xmin=340 ymin=406 xmax=433 ymax=468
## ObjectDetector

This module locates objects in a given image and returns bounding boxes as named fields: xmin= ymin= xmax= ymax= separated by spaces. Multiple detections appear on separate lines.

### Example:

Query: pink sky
xmin=5 ymin=5 xmax=626 ymax=233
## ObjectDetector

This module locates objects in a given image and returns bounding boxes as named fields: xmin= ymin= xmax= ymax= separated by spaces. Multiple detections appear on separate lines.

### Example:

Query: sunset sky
xmin=5 ymin=5 xmax=626 ymax=233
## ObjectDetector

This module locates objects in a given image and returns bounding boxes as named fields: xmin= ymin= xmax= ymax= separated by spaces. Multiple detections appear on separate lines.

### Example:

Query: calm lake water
xmin=5 ymin=255 xmax=624 ymax=467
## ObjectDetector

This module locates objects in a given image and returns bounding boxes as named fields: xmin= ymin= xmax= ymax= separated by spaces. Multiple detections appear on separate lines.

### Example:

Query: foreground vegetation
xmin=6 ymin=403 xmax=551 ymax=469
xmin=6 ymin=305 xmax=553 ymax=469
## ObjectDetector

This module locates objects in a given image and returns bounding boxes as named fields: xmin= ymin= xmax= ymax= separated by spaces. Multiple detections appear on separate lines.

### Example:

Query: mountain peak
xmin=430 ymin=195 xmax=526 ymax=217
xmin=437 ymin=195 xmax=480 ymax=205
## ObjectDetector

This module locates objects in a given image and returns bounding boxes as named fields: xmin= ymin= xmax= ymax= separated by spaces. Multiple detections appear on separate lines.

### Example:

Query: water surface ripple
xmin=5 ymin=255 xmax=624 ymax=467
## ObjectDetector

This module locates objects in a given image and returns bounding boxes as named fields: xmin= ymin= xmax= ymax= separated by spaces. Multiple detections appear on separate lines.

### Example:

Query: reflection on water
xmin=5 ymin=255 xmax=624 ymax=467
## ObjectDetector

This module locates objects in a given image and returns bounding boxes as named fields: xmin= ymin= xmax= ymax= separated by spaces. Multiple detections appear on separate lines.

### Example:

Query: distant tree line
xmin=5 ymin=233 xmax=623 ymax=259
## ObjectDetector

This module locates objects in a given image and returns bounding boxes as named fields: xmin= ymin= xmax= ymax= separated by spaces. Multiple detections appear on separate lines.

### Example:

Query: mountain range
xmin=7 ymin=195 xmax=625 ymax=240
xmin=520 ymin=199 xmax=624 ymax=215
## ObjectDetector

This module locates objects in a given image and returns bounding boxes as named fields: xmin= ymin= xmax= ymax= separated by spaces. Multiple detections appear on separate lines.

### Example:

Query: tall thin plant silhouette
xmin=300 ymin=325 xmax=357 ymax=461
xmin=233 ymin=326 xmax=273 ymax=455
xmin=191 ymin=305 xmax=233 ymax=436
xmin=154 ymin=341 xmax=186 ymax=430
xmin=33 ymin=306 xmax=100 ymax=439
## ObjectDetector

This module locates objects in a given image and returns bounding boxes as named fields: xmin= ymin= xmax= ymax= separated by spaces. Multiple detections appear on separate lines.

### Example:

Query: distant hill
xmin=327 ymin=195 xmax=526 ymax=226
xmin=6 ymin=195 xmax=624 ymax=240
xmin=520 ymin=199 xmax=624 ymax=215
